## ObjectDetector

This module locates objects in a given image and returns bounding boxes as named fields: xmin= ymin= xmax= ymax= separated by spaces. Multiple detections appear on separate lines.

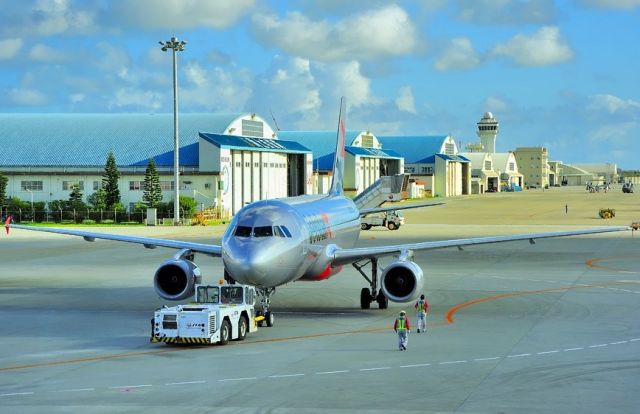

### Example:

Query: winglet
xmin=329 ymin=97 xmax=347 ymax=196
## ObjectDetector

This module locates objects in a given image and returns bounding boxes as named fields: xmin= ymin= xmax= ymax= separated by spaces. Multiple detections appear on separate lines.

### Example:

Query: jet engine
xmin=380 ymin=260 xmax=424 ymax=303
xmin=154 ymin=258 xmax=202 ymax=301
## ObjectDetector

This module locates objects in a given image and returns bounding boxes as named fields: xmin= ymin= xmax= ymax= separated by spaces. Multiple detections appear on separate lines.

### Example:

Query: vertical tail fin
xmin=329 ymin=97 xmax=347 ymax=196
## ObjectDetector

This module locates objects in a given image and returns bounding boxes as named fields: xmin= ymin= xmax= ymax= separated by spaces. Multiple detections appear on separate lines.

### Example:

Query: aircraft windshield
xmin=253 ymin=226 xmax=273 ymax=237
xmin=196 ymin=286 xmax=219 ymax=304
xmin=233 ymin=225 xmax=292 ymax=238
xmin=234 ymin=226 xmax=252 ymax=237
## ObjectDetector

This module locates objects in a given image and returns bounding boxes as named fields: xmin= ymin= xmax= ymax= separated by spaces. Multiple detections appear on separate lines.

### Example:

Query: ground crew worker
xmin=4 ymin=215 xmax=12 ymax=235
xmin=414 ymin=294 xmax=429 ymax=333
xmin=394 ymin=310 xmax=410 ymax=351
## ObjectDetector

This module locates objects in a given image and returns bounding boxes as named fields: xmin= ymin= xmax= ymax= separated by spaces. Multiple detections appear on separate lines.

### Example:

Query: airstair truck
xmin=151 ymin=282 xmax=259 ymax=345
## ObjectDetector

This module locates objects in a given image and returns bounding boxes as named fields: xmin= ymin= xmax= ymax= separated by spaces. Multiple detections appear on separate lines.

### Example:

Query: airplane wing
xmin=359 ymin=202 xmax=444 ymax=216
xmin=330 ymin=226 xmax=629 ymax=266
xmin=9 ymin=224 xmax=222 ymax=256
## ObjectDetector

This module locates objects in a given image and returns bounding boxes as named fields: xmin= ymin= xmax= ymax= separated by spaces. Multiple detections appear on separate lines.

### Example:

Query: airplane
xmin=9 ymin=98 xmax=629 ymax=327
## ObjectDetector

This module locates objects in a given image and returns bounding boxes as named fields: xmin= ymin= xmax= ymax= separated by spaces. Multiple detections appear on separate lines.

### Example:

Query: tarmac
xmin=1 ymin=186 xmax=639 ymax=413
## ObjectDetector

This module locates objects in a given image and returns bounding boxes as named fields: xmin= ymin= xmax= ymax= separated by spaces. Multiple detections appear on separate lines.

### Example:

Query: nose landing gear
xmin=256 ymin=287 xmax=276 ymax=327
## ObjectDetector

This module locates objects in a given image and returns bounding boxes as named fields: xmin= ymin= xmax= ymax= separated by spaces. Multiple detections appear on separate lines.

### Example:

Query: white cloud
xmin=456 ymin=0 xmax=556 ymax=25
xmin=395 ymin=86 xmax=417 ymax=114
xmin=587 ymin=94 xmax=640 ymax=115
xmin=0 ymin=38 xmax=23 ymax=60
xmin=491 ymin=26 xmax=573 ymax=66
xmin=28 ymin=44 xmax=67 ymax=62
xmin=109 ymin=88 xmax=163 ymax=111
xmin=113 ymin=0 xmax=256 ymax=29
xmin=484 ymin=96 xmax=509 ymax=114
xmin=181 ymin=62 xmax=253 ymax=111
xmin=588 ymin=121 xmax=638 ymax=144
xmin=578 ymin=0 xmax=640 ymax=9
xmin=8 ymin=87 xmax=48 ymax=106
xmin=327 ymin=61 xmax=374 ymax=108
xmin=10 ymin=0 xmax=96 ymax=36
xmin=70 ymin=93 xmax=85 ymax=103
xmin=434 ymin=37 xmax=480 ymax=71
xmin=252 ymin=5 xmax=417 ymax=61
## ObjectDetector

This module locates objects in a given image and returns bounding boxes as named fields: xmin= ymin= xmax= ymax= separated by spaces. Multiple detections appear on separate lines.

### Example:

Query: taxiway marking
xmin=3 ymin=337 xmax=638 ymax=399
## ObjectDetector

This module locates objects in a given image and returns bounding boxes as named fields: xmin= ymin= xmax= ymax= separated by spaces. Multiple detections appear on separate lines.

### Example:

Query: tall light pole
xmin=159 ymin=36 xmax=187 ymax=225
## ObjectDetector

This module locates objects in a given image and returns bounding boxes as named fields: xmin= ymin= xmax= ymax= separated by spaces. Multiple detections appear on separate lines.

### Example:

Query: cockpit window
xmin=234 ymin=226 xmax=252 ymax=237
xmin=253 ymin=226 xmax=273 ymax=237
xmin=274 ymin=226 xmax=285 ymax=237
xmin=280 ymin=226 xmax=292 ymax=238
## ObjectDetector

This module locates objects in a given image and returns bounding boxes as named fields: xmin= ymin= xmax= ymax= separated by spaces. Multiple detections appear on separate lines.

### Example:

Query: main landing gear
xmin=353 ymin=257 xmax=388 ymax=309
xmin=256 ymin=287 xmax=276 ymax=327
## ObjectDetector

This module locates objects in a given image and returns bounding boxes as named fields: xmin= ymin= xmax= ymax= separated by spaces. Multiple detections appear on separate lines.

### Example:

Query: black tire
xmin=376 ymin=291 xmax=388 ymax=309
xmin=236 ymin=316 xmax=248 ymax=340
xmin=387 ymin=222 xmax=397 ymax=231
xmin=219 ymin=319 xmax=231 ymax=345
xmin=360 ymin=288 xmax=371 ymax=309
xmin=361 ymin=223 xmax=370 ymax=230
xmin=266 ymin=311 xmax=274 ymax=327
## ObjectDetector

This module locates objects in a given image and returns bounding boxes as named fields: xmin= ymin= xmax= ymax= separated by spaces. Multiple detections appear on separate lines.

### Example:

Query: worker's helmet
xmin=420 ymin=294 xmax=425 ymax=300
xmin=399 ymin=310 xmax=406 ymax=316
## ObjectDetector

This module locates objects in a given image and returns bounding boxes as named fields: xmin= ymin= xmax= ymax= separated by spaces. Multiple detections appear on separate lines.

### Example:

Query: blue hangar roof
xmin=277 ymin=130 xmax=402 ymax=171
xmin=377 ymin=135 xmax=451 ymax=163
xmin=0 ymin=113 xmax=246 ymax=167
xmin=198 ymin=133 xmax=311 ymax=154
xmin=414 ymin=154 xmax=470 ymax=164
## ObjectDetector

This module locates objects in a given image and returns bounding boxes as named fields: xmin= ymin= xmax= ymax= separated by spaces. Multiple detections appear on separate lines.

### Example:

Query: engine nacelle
xmin=380 ymin=260 xmax=424 ymax=303
xmin=154 ymin=258 xmax=202 ymax=301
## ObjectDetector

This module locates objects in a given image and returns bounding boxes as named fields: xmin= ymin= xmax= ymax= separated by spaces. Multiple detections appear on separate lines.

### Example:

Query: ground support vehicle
xmin=361 ymin=211 xmax=404 ymax=231
xmin=151 ymin=283 xmax=261 ymax=345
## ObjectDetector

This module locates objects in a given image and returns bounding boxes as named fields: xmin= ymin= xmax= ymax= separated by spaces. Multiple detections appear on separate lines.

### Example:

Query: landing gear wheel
xmin=266 ymin=311 xmax=274 ymax=327
xmin=376 ymin=291 xmax=388 ymax=309
xmin=360 ymin=287 xmax=372 ymax=309
xmin=387 ymin=222 xmax=397 ymax=230
xmin=361 ymin=223 xmax=371 ymax=230
xmin=236 ymin=316 xmax=248 ymax=340
xmin=220 ymin=320 xmax=231 ymax=345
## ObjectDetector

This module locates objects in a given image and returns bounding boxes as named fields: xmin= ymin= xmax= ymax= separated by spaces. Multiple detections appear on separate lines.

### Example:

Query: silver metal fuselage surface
xmin=221 ymin=194 xmax=360 ymax=288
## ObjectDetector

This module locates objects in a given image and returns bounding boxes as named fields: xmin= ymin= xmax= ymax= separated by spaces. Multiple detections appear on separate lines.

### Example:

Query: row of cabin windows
xmin=234 ymin=225 xmax=292 ymax=238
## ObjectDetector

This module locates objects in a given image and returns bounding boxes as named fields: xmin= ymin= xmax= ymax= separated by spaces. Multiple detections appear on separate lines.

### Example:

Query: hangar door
xmin=287 ymin=154 xmax=305 ymax=196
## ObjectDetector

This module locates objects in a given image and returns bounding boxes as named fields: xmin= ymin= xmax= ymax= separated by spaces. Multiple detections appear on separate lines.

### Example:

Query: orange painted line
xmin=445 ymin=285 xmax=597 ymax=324
xmin=585 ymin=256 xmax=640 ymax=274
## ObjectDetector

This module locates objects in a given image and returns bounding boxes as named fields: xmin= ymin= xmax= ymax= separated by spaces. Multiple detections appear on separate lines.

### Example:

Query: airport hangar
xmin=0 ymin=113 xmax=472 ymax=216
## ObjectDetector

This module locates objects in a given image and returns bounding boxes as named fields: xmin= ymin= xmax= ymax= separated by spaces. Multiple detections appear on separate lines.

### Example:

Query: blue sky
xmin=1 ymin=0 xmax=639 ymax=168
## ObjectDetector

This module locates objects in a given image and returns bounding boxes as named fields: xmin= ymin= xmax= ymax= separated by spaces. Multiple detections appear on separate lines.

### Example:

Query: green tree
xmin=87 ymin=188 xmax=107 ymax=210
xmin=0 ymin=171 xmax=7 ymax=204
xmin=69 ymin=184 xmax=83 ymax=203
xmin=68 ymin=184 xmax=86 ymax=211
xmin=142 ymin=158 xmax=163 ymax=208
xmin=102 ymin=151 xmax=120 ymax=209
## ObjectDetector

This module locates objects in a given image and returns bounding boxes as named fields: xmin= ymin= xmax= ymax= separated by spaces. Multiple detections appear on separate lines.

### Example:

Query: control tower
xmin=477 ymin=112 xmax=499 ymax=153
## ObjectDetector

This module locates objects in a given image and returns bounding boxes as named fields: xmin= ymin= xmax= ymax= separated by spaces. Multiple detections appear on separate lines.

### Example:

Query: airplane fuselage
xmin=221 ymin=194 xmax=361 ymax=288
